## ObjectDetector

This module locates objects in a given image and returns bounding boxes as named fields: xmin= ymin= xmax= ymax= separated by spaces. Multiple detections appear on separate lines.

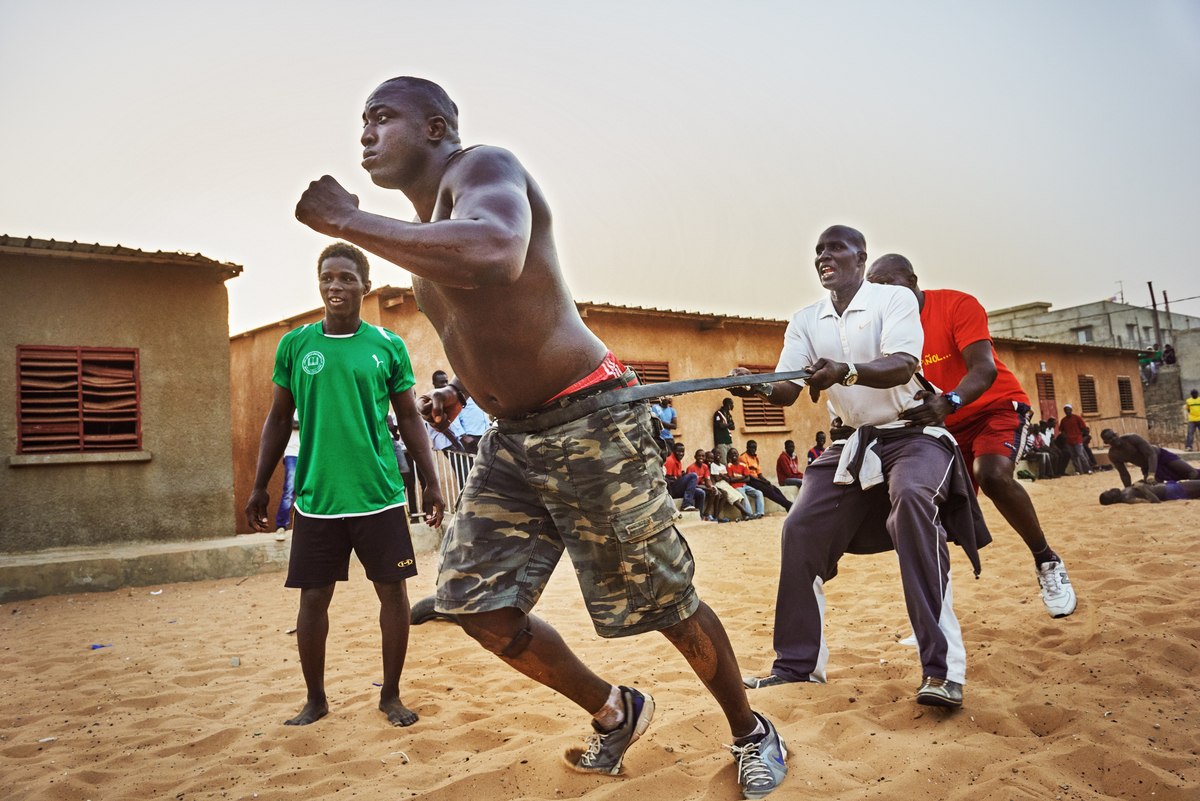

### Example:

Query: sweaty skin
xmin=295 ymin=79 xmax=759 ymax=742
xmin=1100 ymin=431 xmax=1198 ymax=487
xmin=295 ymin=82 xmax=605 ymax=419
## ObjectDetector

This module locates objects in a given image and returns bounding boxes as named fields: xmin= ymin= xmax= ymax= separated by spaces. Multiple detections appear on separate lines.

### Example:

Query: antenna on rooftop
xmin=1115 ymin=281 xmax=1124 ymax=304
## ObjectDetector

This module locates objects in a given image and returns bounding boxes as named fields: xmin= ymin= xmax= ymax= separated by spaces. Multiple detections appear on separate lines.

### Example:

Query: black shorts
xmin=286 ymin=505 xmax=417 ymax=589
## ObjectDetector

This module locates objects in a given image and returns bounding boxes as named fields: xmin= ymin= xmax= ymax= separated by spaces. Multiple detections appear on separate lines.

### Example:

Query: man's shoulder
xmin=863 ymin=280 xmax=919 ymax=309
xmin=365 ymin=323 xmax=408 ymax=348
xmin=925 ymin=288 xmax=979 ymax=304
xmin=445 ymin=145 xmax=527 ymax=188
xmin=278 ymin=323 xmax=317 ymax=350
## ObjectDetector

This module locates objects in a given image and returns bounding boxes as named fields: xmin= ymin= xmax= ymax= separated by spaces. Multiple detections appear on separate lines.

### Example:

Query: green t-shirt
xmin=273 ymin=321 xmax=415 ymax=517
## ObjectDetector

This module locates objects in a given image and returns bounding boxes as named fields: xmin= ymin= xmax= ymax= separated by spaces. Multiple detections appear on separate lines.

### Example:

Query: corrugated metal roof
xmin=231 ymin=286 xmax=790 ymax=338
xmin=575 ymin=300 xmax=787 ymax=325
xmin=0 ymin=235 xmax=243 ymax=277
xmin=993 ymin=336 xmax=1142 ymax=355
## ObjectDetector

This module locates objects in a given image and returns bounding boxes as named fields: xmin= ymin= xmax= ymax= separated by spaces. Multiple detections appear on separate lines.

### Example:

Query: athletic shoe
xmin=728 ymin=713 xmax=788 ymax=799
xmin=574 ymin=686 xmax=654 ymax=775
xmin=916 ymin=676 xmax=963 ymax=707
xmin=742 ymin=674 xmax=797 ymax=689
xmin=1037 ymin=560 xmax=1077 ymax=618
xmin=682 ymin=505 xmax=698 ymax=512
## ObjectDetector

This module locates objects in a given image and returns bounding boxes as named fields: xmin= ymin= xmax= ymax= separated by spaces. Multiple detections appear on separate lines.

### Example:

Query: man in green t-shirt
xmin=247 ymin=243 xmax=444 ymax=727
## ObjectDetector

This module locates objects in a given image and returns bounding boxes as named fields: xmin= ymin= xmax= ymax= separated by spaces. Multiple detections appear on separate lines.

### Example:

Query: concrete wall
xmin=988 ymin=301 xmax=1200 ymax=350
xmin=2 ymin=254 xmax=237 ymax=553
xmin=1175 ymin=329 xmax=1200 ymax=400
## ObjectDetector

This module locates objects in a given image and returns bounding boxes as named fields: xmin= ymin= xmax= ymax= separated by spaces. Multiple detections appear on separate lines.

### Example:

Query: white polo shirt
xmin=776 ymin=280 xmax=925 ymax=429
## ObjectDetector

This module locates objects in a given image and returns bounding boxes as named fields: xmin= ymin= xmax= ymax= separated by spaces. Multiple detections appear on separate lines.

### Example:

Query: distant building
xmin=991 ymin=338 xmax=1145 ymax=437
xmin=988 ymin=300 xmax=1200 ymax=350
xmin=1 ymin=236 xmax=242 ymax=554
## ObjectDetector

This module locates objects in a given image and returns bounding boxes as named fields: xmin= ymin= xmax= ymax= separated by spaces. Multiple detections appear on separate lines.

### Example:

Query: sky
xmin=2 ymin=1 xmax=1198 ymax=335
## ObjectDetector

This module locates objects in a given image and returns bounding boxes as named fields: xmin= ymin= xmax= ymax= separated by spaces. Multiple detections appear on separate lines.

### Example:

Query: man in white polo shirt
xmin=731 ymin=225 xmax=989 ymax=708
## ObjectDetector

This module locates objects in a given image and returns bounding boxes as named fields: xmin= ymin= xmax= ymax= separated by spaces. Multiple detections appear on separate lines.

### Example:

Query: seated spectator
xmin=1100 ymin=429 xmax=1199 ymax=486
xmin=807 ymin=431 xmax=827 ymax=465
xmin=776 ymin=440 xmax=804 ymax=487
xmin=1045 ymin=422 xmax=1071 ymax=477
xmin=663 ymin=441 xmax=705 ymax=512
xmin=726 ymin=447 xmax=764 ymax=519
xmin=708 ymin=450 xmax=755 ymax=521
xmin=685 ymin=449 xmax=720 ymax=521
xmin=1163 ymin=344 xmax=1176 ymax=365
xmin=1099 ymin=480 xmax=1200 ymax=504
xmin=1024 ymin=422 xmax=1057 ymax=479
xmin=738 ymin=440 xmax=793 ymax=511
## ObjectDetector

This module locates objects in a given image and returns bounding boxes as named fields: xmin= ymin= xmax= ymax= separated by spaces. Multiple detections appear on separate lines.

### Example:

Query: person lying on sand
xmin=1099 ymin=480 xmax=1200 ymax=504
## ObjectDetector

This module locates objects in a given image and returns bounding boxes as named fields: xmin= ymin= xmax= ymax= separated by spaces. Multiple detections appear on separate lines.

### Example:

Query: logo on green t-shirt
xmin=301 ymin=351 xmax=325 ymax=375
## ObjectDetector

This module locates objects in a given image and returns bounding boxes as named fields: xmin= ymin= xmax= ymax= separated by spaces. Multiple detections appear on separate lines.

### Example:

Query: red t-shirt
xmin=664 ymin=454 xmax=684 ymax=479
xmin=1060 ymin=414 xmax=1087 ymax=445
xmin=685 ymin=462 xmax=711 ymax=482
xmin=920 ymin=289 xmax=1029 ymax=425
xmin=726 ymin=462 xmax=750 ymax=487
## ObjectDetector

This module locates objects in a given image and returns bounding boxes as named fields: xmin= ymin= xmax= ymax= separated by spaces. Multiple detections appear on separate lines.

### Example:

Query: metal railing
xmin=408 ymin=448 xmax=475 ymax=522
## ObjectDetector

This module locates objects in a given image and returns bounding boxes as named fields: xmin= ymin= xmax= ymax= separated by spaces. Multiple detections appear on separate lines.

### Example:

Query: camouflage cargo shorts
xmin=434 ymin=401 xmax=699 ymax=638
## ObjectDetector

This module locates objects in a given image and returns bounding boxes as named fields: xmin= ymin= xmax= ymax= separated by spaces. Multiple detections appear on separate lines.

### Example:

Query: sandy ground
xmin=1 ymin=471 xmax=1197 ymax=801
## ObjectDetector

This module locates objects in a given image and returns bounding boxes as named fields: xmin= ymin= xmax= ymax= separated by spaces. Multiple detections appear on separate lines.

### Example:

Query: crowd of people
xmin=654 ymin=397 xmax=820 ymax=522
xmin=242 ymin=76 xmax=1197 ymax=800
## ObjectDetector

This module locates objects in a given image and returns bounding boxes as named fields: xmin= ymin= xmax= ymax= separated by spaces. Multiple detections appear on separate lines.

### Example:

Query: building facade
xmin=1 ymin=237 xmax=242 ymax=553
xmin=992 ymin=338 xmax=1146 ymax=438
xmin=988 ymin=300 xmax=1199 ymax=350
xmin=230 ymin=288 xmax=1147 ymax=533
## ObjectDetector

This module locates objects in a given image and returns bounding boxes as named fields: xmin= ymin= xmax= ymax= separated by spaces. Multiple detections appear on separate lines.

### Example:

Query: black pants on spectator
xmin=747 ymin=476 xmax=792 ymax=511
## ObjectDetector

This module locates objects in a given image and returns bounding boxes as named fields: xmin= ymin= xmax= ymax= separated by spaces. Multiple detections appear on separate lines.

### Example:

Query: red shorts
xmin=946 ymin=398 xmax=1032 ymax=493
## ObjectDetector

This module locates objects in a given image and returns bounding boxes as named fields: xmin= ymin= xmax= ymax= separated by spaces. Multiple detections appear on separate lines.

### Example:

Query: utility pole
xmin=1163 ymin=290 xmax=1173 ymax=347
xmin=1148 ymin=281 xmax=1163 ymax=352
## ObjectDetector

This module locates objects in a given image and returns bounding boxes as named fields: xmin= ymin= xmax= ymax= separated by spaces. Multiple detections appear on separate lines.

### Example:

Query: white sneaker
xmin=1037 ymin=560 xmax=1077 ymax=618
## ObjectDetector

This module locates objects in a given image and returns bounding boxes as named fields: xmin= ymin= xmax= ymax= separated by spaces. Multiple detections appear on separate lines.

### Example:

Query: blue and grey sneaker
xmin=573 ymin=686 xmax=655 ymax=775
xmin=729 ymin=713 xmax=788 ymax=799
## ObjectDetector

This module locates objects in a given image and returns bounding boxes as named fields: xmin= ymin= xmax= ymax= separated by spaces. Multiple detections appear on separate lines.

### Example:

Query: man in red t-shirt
xmin=776 ymin=440 xmax=804 ymax=487
xmin=685 ymin=449 xmax=719 ymax=520
xmin=1058 ymin=406 xmax=1091 ymax=476
xmin=867 ymin=255 xmax=1076 ymax=619
xmin=663 ymin=441 xmax=705 ymax=513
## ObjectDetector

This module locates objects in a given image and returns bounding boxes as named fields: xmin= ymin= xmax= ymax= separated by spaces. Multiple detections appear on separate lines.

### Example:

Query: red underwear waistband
xmin=544 ymin=351 xmax=630 ymax=404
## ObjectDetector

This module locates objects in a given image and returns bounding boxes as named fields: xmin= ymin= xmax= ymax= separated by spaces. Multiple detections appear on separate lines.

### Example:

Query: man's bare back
xmin=295 ymin=78 xmax=605 ymax=419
